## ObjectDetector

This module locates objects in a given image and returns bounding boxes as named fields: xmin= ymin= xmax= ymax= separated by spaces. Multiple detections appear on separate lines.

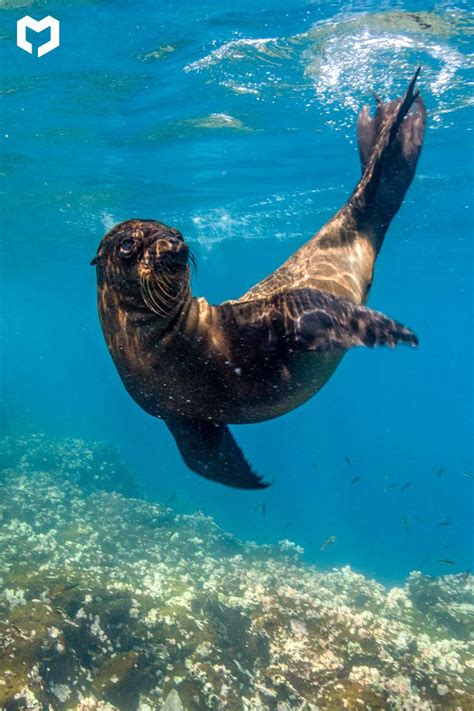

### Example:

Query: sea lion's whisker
xmin=146 ymin=278 xmax=171 ymax=318
xmin=151 ymin=283 xmax=171 ymax=313
xmin=146 ymin=265 xmax=190 ymax=320
xmin=158 ymin=273 xmax=188 ymax=309
xmin=188 ymin=250 xmax=198 ymax=275
xmin=160 ymin=262 xmax=181 ymax=283
xmin=139 ymin=275 xmax=157 ymax=314
xmin=141 ymin=268 xmax=188 ymax=320
xmin=151 ymin=273 xmax=175 ymax=303
xmin=146 ymin=287 xmax=169 ymax=318
xmin=140 ymin=266 xmax=171 ymax=303
xmin=140 ymin=273 xmax=169 ymax=317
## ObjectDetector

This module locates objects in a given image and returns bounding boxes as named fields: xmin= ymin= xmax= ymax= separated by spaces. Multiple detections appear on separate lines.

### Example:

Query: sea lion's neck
xmin=165 ymin=296 xmax=231 ymax=359
xmin=98 ymin=278 xmax=194 ymax=351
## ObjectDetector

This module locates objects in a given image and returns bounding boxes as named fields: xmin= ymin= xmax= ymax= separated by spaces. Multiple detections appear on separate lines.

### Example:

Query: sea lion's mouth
xmin=159 ymin=252 xmax=189 ymax=271
xmin=139 ymin=251 xmax=188 ymax=280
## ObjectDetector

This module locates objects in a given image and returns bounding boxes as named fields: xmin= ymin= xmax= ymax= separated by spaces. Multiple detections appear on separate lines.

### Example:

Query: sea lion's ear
xmin=90 ymin=250 xmax=103 ymax=266
xmin=165 ymin=416 xmax=270 ymax=490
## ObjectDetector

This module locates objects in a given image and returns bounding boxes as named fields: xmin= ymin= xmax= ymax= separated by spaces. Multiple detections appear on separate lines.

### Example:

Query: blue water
xmin=1 ymin=0 xmax=473 ymax=585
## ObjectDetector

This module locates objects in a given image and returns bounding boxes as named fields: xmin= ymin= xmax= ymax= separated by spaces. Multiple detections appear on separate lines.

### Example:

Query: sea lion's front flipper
xmin=165 ymin=416 xmax=269 ymax=490
xmin=224 ymin=288 xmax=418 ymax=352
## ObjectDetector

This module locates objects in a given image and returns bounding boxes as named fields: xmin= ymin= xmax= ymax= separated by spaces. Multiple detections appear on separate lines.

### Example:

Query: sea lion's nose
xmin=150 ymin=235 xmax=188 ymax=265
xmin=154 ymin=236 xmax=180 ymax=255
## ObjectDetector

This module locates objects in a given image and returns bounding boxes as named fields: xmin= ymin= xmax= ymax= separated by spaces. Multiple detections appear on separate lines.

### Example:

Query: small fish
xmin=253 ymin=504 xmax=266 ymax=518
xmin=400 ymin=481 xmax=411 ymax=492
xmin=386 ymin=483 xmax=400 ymax=489
xmin=50 ymin=583 xmax=80 ymax=598
xmin=168 ymin=491 xmax=176 ymax=504
xmin=350 ymin=476 xmax=361 ymax=485
xmin=345 ymin=456 xmax=351 ymax=466
xmin=321 ymin=535 xmax=336 ymax=551
xmin=281 ymin=521 xmax=293 ymax=531
xmin=438 ymin=559 xmax=455 ymax=566
xmin=464 ymin=472 xmax=473 ymax=480
xmin=402 ymin=516 xmax=410 ymax=533
xmin=436 ymin=467 xmax=445 ymax=478
xmin=437 ymin=519 xmax=453 ymax=527
xmin=312 ymin=463 xmax=318 ymax=472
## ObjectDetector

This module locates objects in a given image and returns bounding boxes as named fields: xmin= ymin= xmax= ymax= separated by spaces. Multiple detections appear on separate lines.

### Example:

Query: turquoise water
xmin=1 ymin=1 xmax=474 ymax=708
xmin=1 ymin=0 xmax=473 ymax=589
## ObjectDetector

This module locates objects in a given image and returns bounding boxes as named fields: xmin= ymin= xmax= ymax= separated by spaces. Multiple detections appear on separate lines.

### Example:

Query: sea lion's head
xmin=92 ymin=219 xmax=192 ymax=319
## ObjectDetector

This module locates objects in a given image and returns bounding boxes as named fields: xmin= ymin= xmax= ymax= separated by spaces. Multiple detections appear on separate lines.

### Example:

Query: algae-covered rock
xmin=162 ymin=689 xmax=185 ymax=710
xmin=0 ymin=433 xmax=473 ymax=710
xmin=0 ymin=600 xmax=72 ymax=708
xmin=408 ymin=569 xmax=474 ymax=640
xmin=0 ymin=433 xmax=136 ymax=496
xmin=92 ymin=652 xmax=149 ymax=708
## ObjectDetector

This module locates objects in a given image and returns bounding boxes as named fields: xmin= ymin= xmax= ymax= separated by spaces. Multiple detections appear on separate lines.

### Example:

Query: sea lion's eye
xmin=119 ymin=237 xmax=135 ymax=256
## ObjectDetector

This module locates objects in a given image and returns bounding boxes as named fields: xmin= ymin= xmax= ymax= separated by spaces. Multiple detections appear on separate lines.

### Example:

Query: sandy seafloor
xmin=0 ymin=434 xmax=472 ymax=711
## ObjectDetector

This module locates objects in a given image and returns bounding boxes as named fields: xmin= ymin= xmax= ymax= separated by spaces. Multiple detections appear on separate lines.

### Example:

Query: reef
xmin=0 ymin=434 xmax=472 ymax=710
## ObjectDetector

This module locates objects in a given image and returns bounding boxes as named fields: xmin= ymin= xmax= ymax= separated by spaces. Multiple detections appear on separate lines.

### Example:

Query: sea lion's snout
xmin=147 ymin=234 xmax=189 ymax=271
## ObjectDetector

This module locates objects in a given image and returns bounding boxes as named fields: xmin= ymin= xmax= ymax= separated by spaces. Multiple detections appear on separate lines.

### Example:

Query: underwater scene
xmin=1 ymin=0 xmax=473 ymax=708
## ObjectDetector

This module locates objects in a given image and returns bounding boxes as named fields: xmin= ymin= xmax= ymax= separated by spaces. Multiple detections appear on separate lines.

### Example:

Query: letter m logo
xmin=17 ymin=16 xmax=60 ymax=57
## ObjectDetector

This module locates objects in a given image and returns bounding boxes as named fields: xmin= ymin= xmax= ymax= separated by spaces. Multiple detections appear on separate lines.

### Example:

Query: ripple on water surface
xmin=184 ymin=8 xmax=474 ymax=129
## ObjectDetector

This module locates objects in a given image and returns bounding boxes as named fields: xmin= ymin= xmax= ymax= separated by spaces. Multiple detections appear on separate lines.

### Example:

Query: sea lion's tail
xmin=352 ymin=68 xmax=426 ymax=252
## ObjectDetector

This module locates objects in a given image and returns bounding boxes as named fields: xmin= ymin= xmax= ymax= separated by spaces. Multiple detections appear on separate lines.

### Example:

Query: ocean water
xmin=1 ymin=0 xmax=473 ymax=708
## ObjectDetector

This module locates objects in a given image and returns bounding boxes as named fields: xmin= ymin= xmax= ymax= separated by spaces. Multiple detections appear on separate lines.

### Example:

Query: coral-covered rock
xmin=0 ymin=434 xmax=472 ymax=710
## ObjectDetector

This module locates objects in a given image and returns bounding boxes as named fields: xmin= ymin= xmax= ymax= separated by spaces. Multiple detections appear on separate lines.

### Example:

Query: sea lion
xmin=92 ymin=70 xmax=426 ymax=489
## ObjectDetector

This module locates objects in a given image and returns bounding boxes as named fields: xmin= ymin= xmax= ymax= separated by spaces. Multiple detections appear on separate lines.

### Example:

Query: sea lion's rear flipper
xmin=224 ymin=288 xmax=418 ymax=352
xmin=165 ymin=416 xmax=269 ymax=490
xmin=352 ymin=67 xmax=426 ymax=245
